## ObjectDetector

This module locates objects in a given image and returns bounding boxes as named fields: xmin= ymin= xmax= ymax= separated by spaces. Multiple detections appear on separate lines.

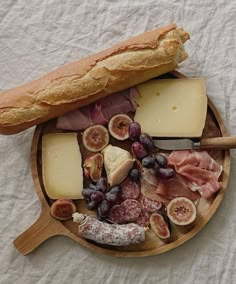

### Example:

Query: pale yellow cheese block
xmin=134 ymin=78 xmax=207 ymax=137
xmin=42 ymin=133 xmax=83 ymax=199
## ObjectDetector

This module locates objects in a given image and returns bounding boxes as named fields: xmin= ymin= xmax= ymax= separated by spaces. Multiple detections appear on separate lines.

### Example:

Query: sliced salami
xmin=135 ymin=209 xmax=150 ymax=227
xmin=120 ymin=199 xmax=142 ymax=222
xmin=141 ymin=196 xmax=162 ymax=213
xmin=121 ymin=179 xmax=140 ymax=200
xmin=109 ymin=205 xmax=125 ymax=224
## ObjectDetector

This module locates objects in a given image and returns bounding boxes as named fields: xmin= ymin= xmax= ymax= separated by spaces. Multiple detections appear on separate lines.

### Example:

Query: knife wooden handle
xmin=200 ymin=136 xmax=236 ymax=149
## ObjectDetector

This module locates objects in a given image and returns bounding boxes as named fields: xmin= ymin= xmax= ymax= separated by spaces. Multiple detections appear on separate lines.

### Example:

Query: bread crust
xmin=0 ymin=24 xmax=190 ymax=134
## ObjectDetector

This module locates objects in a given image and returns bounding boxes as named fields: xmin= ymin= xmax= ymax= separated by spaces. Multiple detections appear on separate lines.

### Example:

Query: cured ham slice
xmin=56 ymin=105 xmax=104 ymax=131
xmin=157 ymin=174 xmax=201 ymax=201
xmin=99 ymin=90 xmax=135 ymax=120
xmin=168 ymin=150 xmax=222 ymax=198
xmin=176 ymin=165 xmax=221 ymax=198
xmin=55 ymin=107 xmax=91 ymax=130
xmin=168 ymin=150 xmax=222 ymax=177
xmin=90 ymin=104 xmax=108 ymax=125
xmin=56 ymin=88 xmax=138 ymax=130
xmin=140 ymin=168 xmax=200 ymax=206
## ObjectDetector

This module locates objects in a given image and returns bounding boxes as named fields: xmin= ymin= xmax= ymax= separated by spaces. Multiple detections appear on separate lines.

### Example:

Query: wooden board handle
xmin=200 ymin=136 xmax=236 ymax=149
xmin=13 ymin=210 xmax=66 ymax=255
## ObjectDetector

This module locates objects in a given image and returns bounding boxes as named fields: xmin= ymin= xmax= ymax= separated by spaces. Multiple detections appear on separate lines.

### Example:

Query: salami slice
xmin=109 ymin=205 xmax=125 ymax=224
xmin=141 ymin=196 xmax=162 ymax=213
xmin=121 ymin=179 xmax=140 ymax=200
xmin=135 ymin=209 xmax=150 ymax=227
xmin=120 ymin=199 xmax=142 ymax=222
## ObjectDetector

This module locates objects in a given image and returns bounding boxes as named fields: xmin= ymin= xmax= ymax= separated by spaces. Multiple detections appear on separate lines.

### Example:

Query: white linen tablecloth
xmin=0 ymin=1 xmax=236 ymax=283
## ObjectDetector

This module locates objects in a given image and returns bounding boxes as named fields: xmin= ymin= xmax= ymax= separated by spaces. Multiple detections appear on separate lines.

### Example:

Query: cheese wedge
xmin=42 ymin=133 xmax=83 ymax=199
xmin=134 ymin=78 xmax=207 ymax=137
xmin=102 ymin=145 xmax=134 ymax=186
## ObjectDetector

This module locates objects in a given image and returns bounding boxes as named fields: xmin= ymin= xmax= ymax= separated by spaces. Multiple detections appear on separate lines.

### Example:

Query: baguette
xmin=0 ymin=24 xmax=189 ymax=135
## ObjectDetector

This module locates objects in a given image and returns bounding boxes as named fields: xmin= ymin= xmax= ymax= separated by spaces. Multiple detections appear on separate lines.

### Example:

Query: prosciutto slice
xmin=56 ymin=88 xmax=139 ymax=130
xmin=140 ymin=168 xmax=200 ymax=206
xmin=56 ymin=108 xmax=91 ymax=131
xmin=168 ymin=150 xmax=222 ymax=198
xmin=98 ymin=90 xmax=135 ymax=120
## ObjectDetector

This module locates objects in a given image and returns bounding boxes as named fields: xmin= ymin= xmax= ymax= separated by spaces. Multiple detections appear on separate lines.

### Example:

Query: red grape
xmin=91 ymin=191 xmax=104 ymax=203
xmin=129 ymin=122 xmax=141 ymax=141
xmin=131 ymin=142 xmax=148 ymax=160
xmin=97 ymin=200 xmax=111 ymax=218
xmin=105 ymin=186 xmax=121 ymax=204
xmin=82 ymin=188 xmax=94 ymax=198
xmin=139 ymin=133 xmax=154 ymax=151
xmin=142 ymin=157 xmax=155 ymax=168
xmin=87 ymin=200 xmax=97 ymax=210
xmin=156 ymin=167 xmax=175 ymax=179
xmin=155 ymin=153 xmax=168 ymax=167
xmin=96 ymin=177 xmax=108 ymax=193
xmin=129 ymin=168 xmax=140 ymax=182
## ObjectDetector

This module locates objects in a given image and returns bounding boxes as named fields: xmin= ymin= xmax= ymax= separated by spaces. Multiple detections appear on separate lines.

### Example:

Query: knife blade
xmin=153 ymin=139 xmax=200 ymax=151
xmin=153 ymin=136 xmax=236 ymax=150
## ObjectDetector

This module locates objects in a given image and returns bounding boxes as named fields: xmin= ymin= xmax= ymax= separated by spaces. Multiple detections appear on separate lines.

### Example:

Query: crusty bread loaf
xmin=0 ymin=24 xmax=189 ymax=135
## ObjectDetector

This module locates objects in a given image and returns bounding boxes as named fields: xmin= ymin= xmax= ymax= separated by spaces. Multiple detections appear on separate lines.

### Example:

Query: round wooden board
xmin=13 ymin=71 xmax=231 ymax=257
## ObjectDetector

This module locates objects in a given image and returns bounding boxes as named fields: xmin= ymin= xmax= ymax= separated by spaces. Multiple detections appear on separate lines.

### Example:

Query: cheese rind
xmin=134 ymin=78 xmax=207 ymax=137
xmin=42 ymin=133 xmax=83 ymax=199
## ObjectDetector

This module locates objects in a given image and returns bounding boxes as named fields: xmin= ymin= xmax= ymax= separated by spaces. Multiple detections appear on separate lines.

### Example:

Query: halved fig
xmin=50 ymin=199 xmax=76 ymax=220
xmin=150 ymin=212 xmax=171 ymax=239
xmin=108 ymin=114 xmax=133 ymax=140
xmin=82 ymin=125 xmax=109 ymax=152
xmin=83 ymin=153 xmax=103 ymax=182
xmin=167 ymin=197 xmax=197 ymax=226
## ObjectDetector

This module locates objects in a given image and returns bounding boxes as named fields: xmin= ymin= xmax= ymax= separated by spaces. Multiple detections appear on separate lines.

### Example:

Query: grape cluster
xmin=82 ymin=177 xmax=121 ymax=220
xmin=129 ymin=122 xmax=175 ymax=180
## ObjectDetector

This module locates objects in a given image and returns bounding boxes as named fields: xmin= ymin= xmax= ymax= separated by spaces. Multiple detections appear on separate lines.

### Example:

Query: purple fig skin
xmin=150 ymin=212 xmax=171 ymax=239
xmin=83 ymin=153 xmax=103 ymax=182
xmin=50 ymin=199 xmax=76 ymax=220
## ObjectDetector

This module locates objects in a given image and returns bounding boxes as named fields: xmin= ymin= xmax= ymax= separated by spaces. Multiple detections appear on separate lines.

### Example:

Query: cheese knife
xmin=153 ymin=136 xmax=236 ymax=150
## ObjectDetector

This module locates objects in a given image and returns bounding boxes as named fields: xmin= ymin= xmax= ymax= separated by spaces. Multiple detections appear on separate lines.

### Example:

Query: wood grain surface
xmin=13 ymin=71 xmax=231 ymax=257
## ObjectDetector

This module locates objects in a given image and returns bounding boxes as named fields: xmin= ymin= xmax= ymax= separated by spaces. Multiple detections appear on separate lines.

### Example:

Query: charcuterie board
xmin=13 ymin=71 xmax=230 ymax=257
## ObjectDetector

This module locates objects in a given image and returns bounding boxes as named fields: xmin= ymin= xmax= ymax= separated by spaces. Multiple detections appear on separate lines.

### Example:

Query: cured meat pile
xmin=168 ymin=150 xmax=222 ymax=198
xmin=56 ymin=88 xmax=139 ymax=130
xmin=141 ymin=150 xmax=223 ymax=204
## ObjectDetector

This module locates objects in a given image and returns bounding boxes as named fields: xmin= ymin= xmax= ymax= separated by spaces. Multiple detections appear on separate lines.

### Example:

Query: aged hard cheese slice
xmin=42 ymin=133 xmax=83 ymax=199
xmin=134 ymin=78 xmax=207 ymax=137
xmin=102 ymin=144 xmax=134 ymax=186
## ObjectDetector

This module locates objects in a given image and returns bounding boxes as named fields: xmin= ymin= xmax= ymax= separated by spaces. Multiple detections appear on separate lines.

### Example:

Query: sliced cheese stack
xmin=42 ymin=133 xmax=83 ymax=199
xmin=134 ymin=78 xmax=207 ymax=137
